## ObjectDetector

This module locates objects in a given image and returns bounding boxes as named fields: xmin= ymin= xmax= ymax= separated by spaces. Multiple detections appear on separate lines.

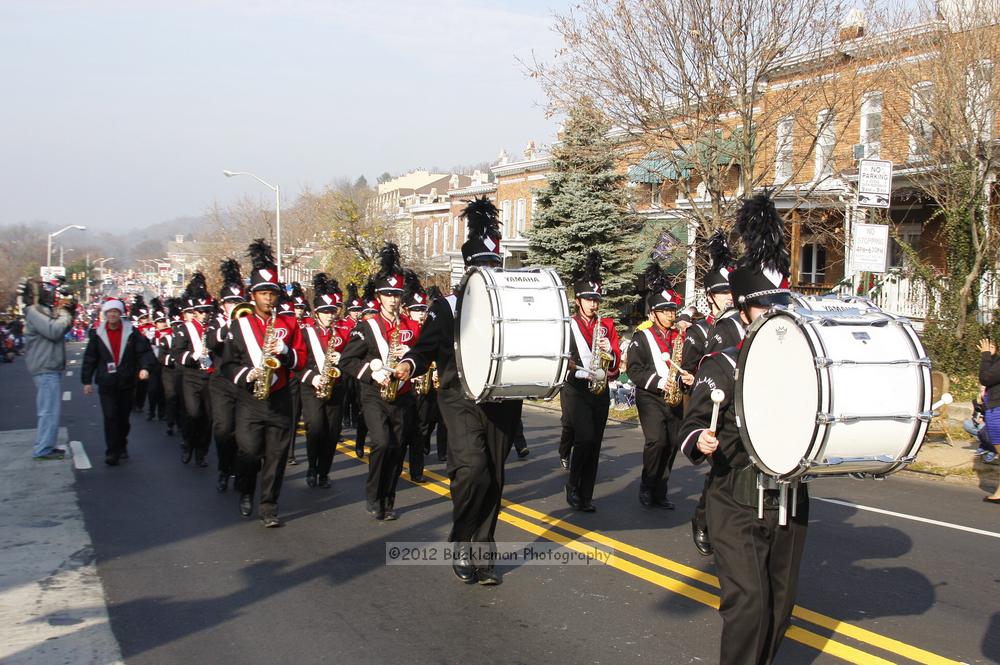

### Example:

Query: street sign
xmin=40 ymin=266 xmax=66 ymax=281
xmin=851 ymin=223 xmax=889 ymax=273
xmin=857 ymin=159 xmax=892 ymax=208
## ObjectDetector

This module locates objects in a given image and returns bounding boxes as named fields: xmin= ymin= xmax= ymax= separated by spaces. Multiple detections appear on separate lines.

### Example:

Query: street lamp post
xmin=223 ymin=170 xmax=281 ymax=280
xmin=46 ymin=225 xmax=86 ymax=273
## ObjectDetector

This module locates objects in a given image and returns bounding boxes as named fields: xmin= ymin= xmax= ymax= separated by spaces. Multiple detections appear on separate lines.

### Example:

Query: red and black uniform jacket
xmin=220 ymin=312 xmax=306 ymax=395
xmin=300 ymin=320 xmax=351 ymax=387
xmin=340 ymin=313 xmax=421 ymax=398
xmin=567 ymin=315 xmax=622 ymax=388
xmin=627 ymin=323 xmax=683 ymax=397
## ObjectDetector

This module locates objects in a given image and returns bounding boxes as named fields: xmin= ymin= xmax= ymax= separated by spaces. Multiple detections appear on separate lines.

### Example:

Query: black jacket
xmin=81 ymin=322 xmax=155 ymax=390
xmin=399 ymin=295 xmax=461 ymax=393
xmin=979 ymin=353 xmax=1000 ymax=410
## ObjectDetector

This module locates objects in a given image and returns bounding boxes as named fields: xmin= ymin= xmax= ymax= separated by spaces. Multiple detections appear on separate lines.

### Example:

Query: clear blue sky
xmin=0 ymin=1 xmax=569 ymax=231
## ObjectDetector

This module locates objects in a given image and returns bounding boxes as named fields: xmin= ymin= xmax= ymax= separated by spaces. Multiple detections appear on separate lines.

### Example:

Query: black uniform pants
xmin=557 ymin=421 xmax=574 ymax=460
xmin=301 ymin=381 xmax=345 ymax=477
xmin=562 ymin=380 xmax=609 ymax=502
xmin=99 ymin=386 xmax=134 ymax=459
xmin=210 ymin=375 xmax=239 ymax=476
xmin=162 ymin=364 xmax=183 ymax=428
xmin=145 ymin=363 xmax=165 ymax=419
xmin=342 ymin=376 xmax=362 ymax=429
xmin=360 ymin=388 xmax=415 ymax=506
xmin=707 ymin=472 xmax=809 ymax=665
xmin=412 ymin=393 xmax=442 ymax=474
xmin=438 ymin=387 xmax=521 ymax=545
xmin=235 ymin=387 xmax=293 ymax=516
xmin=636 ymin=389 xmax=683 ymax=500
xmin=693 ymin=475 xmax=712 ymax=532
xmin=181 ymin=369 xmax=213 ymax=456
xmin=287 ymin=374 xmax=302 ymax=456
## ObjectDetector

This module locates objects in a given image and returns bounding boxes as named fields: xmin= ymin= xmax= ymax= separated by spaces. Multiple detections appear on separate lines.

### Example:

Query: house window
xmin=888 ymin=224 xmax=922 ymax=269
xmin=443 ymin=222 xmax=449 ymax=253
xmin=453 ymin=217 xmax=459 ymax=247
xmin=775 ymin=117 xmax=793 ymax=184
xmin=423 ymin=227 xmax=430 ymax=258
xmin=909 ymin=82 xmax=934 ymax=159
xmin=515 ymin=198 xmax=527 ymax=235
xmin=800 ymin=243 xmax=827 ymax=284
xmin=501 ymin=200 xmax=512 ymax=237
xmin=967 ymin=61 xmax=994 ymax=143
xmin=861 ymin=92 xmax=882 ymax=158
xmin=815 ymin=110 xmax=835 ymax=181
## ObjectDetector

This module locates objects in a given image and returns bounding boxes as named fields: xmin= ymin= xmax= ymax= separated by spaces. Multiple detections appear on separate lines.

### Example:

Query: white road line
xmin=815 ymin=497 xmax=1000 ymax=539
xmin=62 ymin=391 xmax=71 ymax=401
xmin=69 ymin=441 xmax=91 ymax=470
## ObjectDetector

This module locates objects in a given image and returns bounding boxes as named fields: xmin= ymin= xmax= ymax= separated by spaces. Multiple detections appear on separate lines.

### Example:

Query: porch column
xmin=789 ymin=210 xmax=801 ymax=287
xmin=685 ymin=219 xmax=697 ymax=304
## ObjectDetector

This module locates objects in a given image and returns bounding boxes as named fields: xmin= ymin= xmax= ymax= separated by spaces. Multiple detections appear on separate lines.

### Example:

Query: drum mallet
xmin=931 ymin=393 xmax=953 ymax=412
xmin=709 ymin=389 xmax=725 ymax=434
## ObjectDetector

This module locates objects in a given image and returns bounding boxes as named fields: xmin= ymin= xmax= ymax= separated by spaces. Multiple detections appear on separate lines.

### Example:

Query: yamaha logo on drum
xmin=506 ymin=275 xmax=541 ymax=283
xmin=775 ymin=325 xmax=788 ymax=343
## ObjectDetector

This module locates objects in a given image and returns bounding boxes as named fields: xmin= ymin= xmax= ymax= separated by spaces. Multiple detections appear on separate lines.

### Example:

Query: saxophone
xmin=315 ymin=328 xmax=341 ymax=400
xmin=414 ymin=360 xmax=438 ymax=396
xmin=663 ymin=328 xmax=684 ymax=407
xmin=253 ymin=315 xmax=281 ymax=401
xmin=380 ymin=327 xmax=401 ymax=402
xmin=588 ymin=318 xmax=614 ymax=395
xmin=199 ymin=322 xmax=212 ymax=371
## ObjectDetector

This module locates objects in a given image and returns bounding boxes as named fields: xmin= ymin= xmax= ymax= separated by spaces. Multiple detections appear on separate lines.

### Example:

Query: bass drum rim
xmin=454 ymin=267 xmax=497 ymax=402
xmin=734 ymin=307 xmax=828 ymax=480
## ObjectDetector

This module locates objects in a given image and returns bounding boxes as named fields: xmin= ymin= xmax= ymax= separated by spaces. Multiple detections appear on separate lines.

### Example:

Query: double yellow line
xmin=335 ymin=441 xmax=960 ymax=664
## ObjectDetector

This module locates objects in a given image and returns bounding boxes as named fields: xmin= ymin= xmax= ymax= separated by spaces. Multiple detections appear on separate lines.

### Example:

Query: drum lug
xmin=814 ymin=357 xmax=833 ymax=368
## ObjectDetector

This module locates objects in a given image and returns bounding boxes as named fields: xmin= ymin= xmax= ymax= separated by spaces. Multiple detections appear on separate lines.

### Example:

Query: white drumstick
xmin=709 ymin=389 xmax=725 ymax=434
xmin=931 ymin=392 xmax=953 ymax=412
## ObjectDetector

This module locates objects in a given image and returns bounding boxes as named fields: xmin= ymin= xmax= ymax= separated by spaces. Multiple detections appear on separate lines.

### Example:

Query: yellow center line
xmin=334 ymin=441 xmax=960 ymax=665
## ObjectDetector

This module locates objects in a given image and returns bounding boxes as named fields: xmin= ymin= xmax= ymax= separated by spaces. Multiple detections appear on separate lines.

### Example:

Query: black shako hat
xmin=184 ymin=272 xmax=214 ymax=311
xmin=704 ymin=230 xmax=735 ymax=294
xmin=372 ymin=243 xmax=406 ymax=293
xmin=247 ymin=238 xmax=281 ymax=293
xmin=729 ymin=191 xmax=793 ymax=308
xmin=402 ymin=270 xmax=428 ymax=311
xmin=573 ymin=250 xmax=604 ymax=301
xmin=219 ymin=258 xmax=246 ymax=303
xmin=312 ymin=273 xmax=343 ymax=312
xmin=644 ymin=260 xmax=682 ymax=311
xmin=345 ymin=283 xmax=363 ymax=312
xmin=150 ymin=297 xmax=167 ymax=322
xmin=460 ymin=196 xmax=502 ymax=266
xmin=289 ymin=281 xmax=309 ymax=312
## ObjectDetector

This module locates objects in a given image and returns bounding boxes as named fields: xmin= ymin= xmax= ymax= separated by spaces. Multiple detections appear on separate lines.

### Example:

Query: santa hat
xmin=101 ymin=298 xmax=125 ymax=314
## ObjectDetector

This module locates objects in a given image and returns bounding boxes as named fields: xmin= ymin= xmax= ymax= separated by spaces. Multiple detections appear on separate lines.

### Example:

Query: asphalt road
xmin=4 ymin=343 xmax=999 ymax=664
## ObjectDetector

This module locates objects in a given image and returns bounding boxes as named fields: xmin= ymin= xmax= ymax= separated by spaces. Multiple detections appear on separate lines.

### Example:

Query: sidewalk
xmin=0 ymin=428 xmax=123 ymax=665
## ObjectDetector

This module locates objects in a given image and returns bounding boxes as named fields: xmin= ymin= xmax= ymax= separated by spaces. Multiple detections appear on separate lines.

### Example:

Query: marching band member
xmin=341 ymin=283 xmax=365 ymax=454
xmin=686 ymin=231 xmax=736 ymax=556
xmin=208 ymin=259 xmax=246 ymax=492
xmin=220 ymin=239 xmax=306 ymax=528
xmin=158 ymin=298 xmax=185 ymax=438
xmin=172 ymin=273 xmax=215 ymax=468
xmin=417 ymin=286 xmax=448 ymax=462
xmin=144 ymin=298 xmax=167 ymax=422
xmin=299 ymin=273 xmax=349 ymax=489
xmin=563 ymin=250 xmax=621 ymax=512
xmin=351 ymin=284 xmax=381 ymax=460
xmin=626 ymin=262 xmax=689 ymax=509
xmin=402 ymin=285 xmax=431 ymax=482
xmin=281 ymin=284 xmax=305 ymax=466
xmin=131 ymin=295 xmax=152 ymax=415
xmin=679 ymin=192 xmax=808 ymax=665
xmin=394 ymin=196 xmax=521 ymax=585
xmin=340 ymin=244 xmax=421 ymax=521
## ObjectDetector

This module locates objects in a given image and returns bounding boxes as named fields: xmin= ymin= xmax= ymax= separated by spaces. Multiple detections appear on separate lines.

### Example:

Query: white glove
xmin=312 ymin=375 xmax=324 ymax=388
xmin=656 ymin=377 xmax=669 ymax=391
xmin=393 ymin=344 xmax=411 ymax=359
xmin=574 ymin=369 xmax=590 ymax=380
xmin=597 ymin=338 xmax=611 ymax=352
xmin=371 ymin=368 xmax=390 ymax=384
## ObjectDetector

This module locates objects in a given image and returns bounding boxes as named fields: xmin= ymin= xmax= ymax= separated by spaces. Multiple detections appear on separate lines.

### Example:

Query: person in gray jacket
xmin=19 ymin=278 xmax=76 ymax=460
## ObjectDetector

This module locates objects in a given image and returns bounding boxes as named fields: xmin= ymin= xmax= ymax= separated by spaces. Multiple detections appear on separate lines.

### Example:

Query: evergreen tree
xmin=527 ymin=99 xmax=641 ymax=315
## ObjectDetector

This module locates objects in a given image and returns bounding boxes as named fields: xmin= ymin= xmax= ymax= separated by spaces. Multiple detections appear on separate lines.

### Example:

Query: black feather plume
xmin=150 ymin=297 xmax=163 ymax=313
xmin=362 ymin=278 xmax=375 ymax=303
xmin=290 ymin=281 xmax=305 ymax=300
xmin=312 ymin=272 xmax=329 ymax=297
xmin=346 ymin=282 xmax=360 ymax=303
xmin=402 ymin=269 xmax=422 ymax=296
xmin=460 ymin=196 xmax=501 ymax=239
xmin=376 ymin=243 xmax=402 ymax=278
xmin=583 ymin=249 xmax=602 ymax=283
xmin=166 ymin=297 xmax=183 ymax=319
xmin=327 ymin=277 xmax=341 ymax=297
xmin=187 ymin=271 xmax=209 ymax=299
xmin=219 ymin=258 xmax=243 ymax=287
xmin=643 ymin=260 xmax=670 ymax=293
xmin=735 ymin=191 xmax=789 ymax=277
xmin=705 ymin=230 xmax=735 ymax=272
xmin=131 ymin=294 xmax=147 ymax=313
xmin=247 ymin=238 xmax=275 ymax=270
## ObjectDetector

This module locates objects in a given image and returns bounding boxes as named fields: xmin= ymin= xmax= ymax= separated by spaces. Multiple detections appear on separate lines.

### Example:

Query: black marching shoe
xmin=654 ymin=496 xmax=675 ymax=510
xmin=638 ymin=489 xmax=654 ymax=507
xmin=181 ymin=446 xmax=193 ymax=465
xmin=476 ymin=566 xmax=501 ymax=586
xmin=565 ymin=485 xmax=584 ymax=511
xmin=382 ymin=498 xmax=397 ymax=521
xmin=517 ymin=447 xmax=530 ymax=459
xmin=691 ymin=522 xmax=713 ymax=557
xmin=104 ymin=453 xmax=119 ymax=466
xmin=452 ymin=543 xmax=476 ymax=583
xmin=579 ymin=498 xmax=596 ymax=513
xmin=239 ymin=494 xmax=253 ymax=517
xmin=261 ymin=514 xmax=282 ymax=528
xmin=355 ymin=445 xmax=365 ymax=460
xmin=560 ymin=457 xmax=569 ymax=470
xmin=410 ymin=472 xmax=425 ymax=483
xmin=216 ymin=472 xmax=229 ymax=493
xmin=366 ymin=499 xmax=384 ymax=520
xmin=287 ymin=454 xmax=298 ymax=466
xmin=306 ymin=468 xmax=318 ymax=488
xmin=317 ymin=474 xmax=331 ymax=489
